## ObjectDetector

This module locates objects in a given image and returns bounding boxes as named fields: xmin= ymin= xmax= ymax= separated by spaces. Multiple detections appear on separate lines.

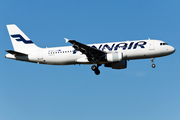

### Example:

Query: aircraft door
xmin=149 ymin=40 xmax=155 ymax=50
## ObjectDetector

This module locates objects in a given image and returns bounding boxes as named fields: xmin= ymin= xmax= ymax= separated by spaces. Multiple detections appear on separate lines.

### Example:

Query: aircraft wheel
xmin=95 ymin=69 xmax=100 ymax=75
xmin=91 ymin=65 xmax=96 ymax=71
xmin=152 ymin=64 xmax=156 ymax=68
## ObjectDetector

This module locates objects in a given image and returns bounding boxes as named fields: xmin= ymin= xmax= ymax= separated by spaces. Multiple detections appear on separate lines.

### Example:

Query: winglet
xmin=64 ymin=38 xmax=69 ymax=43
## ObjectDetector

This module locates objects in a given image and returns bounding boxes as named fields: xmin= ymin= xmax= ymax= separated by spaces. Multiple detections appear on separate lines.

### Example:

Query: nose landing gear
xmin=151 ymin=58 xmax=156 ymax=68
xmin=91 ymin=64 xmax=101 ymax=75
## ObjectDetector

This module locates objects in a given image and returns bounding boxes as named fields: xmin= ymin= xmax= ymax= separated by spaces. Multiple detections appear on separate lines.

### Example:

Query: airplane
xmin=5 ymin=24 xmax=175 ymax=75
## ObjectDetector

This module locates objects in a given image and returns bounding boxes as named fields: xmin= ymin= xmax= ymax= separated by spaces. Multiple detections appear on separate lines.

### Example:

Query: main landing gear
xmin=151 ymin=58 xmax=156 ymax=68
xmin=91 ymin=64 xmax=101 ymax=75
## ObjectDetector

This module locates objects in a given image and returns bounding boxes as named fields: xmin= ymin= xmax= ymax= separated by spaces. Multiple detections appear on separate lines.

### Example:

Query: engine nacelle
xmin=106 ymin=52 xmax=123 ymax=62
xmin=104 ymin=60 xmax=127 ymax=69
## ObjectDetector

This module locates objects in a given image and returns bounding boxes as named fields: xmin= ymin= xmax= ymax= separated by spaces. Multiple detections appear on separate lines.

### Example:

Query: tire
xmin=95 ymin=69 xmax=100 ymax=75
xmin=91 ymin=65 xmax=96 ymax=71
xmin=152 ymin=64 xmax=156 ymax=68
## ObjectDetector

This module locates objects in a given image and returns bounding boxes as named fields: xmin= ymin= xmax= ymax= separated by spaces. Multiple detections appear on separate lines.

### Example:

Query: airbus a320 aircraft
xmin=5 ymin=24 xmax=175 ymax=75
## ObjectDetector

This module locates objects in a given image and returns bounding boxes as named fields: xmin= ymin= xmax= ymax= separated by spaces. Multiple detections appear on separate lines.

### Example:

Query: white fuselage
xmin=6 ymin=39 xmax=175 ymax=65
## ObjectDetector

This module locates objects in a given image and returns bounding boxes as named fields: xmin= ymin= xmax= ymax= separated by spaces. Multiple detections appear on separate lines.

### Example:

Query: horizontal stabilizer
xmin=6 ymin=50 xmax=27 ymax=56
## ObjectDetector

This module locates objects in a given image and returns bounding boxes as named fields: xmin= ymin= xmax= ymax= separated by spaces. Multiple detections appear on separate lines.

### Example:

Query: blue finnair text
xmin=73 ymin=41 xmax=147 ymax=54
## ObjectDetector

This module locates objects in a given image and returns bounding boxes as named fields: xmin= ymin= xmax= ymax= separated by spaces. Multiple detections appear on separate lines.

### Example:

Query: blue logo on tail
xmin=11 ymin=34 xmax=33 ymax=44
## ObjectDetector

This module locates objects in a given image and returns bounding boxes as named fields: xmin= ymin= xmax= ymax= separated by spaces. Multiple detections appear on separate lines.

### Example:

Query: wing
xmin=65 ymin=38 xmax=106 ymax=62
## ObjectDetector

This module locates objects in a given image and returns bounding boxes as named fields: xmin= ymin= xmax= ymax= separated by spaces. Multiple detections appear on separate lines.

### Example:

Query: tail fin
xmin=6 ymin=24 xmax=39 ymax=51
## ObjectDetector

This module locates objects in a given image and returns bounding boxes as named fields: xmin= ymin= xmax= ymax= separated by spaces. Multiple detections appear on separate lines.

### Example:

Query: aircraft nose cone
xmin=169 ymin=46 xmax=175 ymax=54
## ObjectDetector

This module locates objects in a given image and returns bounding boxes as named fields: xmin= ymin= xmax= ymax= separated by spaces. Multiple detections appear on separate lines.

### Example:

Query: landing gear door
xmin=149 ymin=40 xmax=155 ymax=50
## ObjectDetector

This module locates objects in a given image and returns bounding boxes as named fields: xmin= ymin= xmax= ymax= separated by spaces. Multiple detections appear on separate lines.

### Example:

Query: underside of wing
xmin=67 ymin=39 xmax=106 ymax=62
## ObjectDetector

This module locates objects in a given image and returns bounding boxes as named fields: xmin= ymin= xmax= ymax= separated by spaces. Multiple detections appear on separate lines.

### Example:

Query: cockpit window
xmin=160 ymin=43 xmax=168 ymax=46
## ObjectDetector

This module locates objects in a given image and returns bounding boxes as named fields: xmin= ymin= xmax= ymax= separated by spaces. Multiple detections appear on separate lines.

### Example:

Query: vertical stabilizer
xmin=7 ymin=24 xmax=40 ymax=51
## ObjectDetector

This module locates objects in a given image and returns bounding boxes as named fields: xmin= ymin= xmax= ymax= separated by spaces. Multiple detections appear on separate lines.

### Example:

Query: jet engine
xmin=104 ymin=60 xmax=127 ymax=69
xmin=106 ymin=52 xmax=123 ymax=62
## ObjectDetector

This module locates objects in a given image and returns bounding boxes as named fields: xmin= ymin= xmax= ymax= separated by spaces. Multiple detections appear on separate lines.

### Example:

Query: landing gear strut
xmin=151 ymin=58 xmax=156 ymax=68
xmin=91 ymin=64 xmax=101 ymax=75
